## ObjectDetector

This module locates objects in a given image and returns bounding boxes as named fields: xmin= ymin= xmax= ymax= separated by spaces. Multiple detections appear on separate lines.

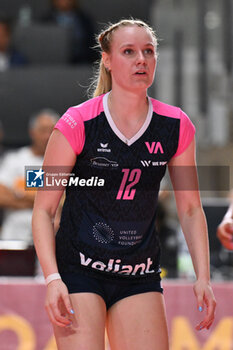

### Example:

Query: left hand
xmin=217 ymin=218 xmax=233 ymax=250
xmin=193 ymin=279 xmax=216 ymax=331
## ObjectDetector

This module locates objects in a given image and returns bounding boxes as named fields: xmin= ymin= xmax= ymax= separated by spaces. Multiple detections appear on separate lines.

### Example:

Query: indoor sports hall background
xmin=0 ymin=0 xmax=232 ymax=349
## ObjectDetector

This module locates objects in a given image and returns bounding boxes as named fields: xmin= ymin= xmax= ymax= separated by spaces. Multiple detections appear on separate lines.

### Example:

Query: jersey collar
xmin=103 ymin=91 xmax=153 ymax=146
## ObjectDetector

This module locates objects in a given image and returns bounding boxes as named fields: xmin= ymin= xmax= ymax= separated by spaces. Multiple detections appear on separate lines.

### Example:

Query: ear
xmin=102 ymin=52 xmax=111 ymax=71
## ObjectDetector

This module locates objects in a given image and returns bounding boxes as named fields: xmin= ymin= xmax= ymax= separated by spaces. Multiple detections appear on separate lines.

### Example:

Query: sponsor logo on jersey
xmin=141 ymin=160 xmax=151 ymax=167
xmin=100 ymin=143 xmax=108 ymax=148
xmin=90 ymin=157 xmax=119 ymax=168
xmin=141 ymin=160 xmax=167 ymax=167
xmin=26 ymin=168 xmax=44 ymax=187
xmin=97 ymin=142 xmax=111 ymax=153
xmin=93 ymin=222 xmax=115 ymax=244
xmin=79 ymin=252 xmax=155 ymax=276
xmin=145 ymin=141 xmax=164 ymax=154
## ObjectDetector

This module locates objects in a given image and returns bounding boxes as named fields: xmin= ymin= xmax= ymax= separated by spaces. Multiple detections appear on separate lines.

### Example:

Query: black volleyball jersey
xmin=54 ymin=92 xmax=195 ymax=281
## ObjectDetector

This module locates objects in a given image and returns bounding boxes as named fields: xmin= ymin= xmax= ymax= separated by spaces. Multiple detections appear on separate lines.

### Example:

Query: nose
xmin=136 ymin=50 xmax=146 ymax=65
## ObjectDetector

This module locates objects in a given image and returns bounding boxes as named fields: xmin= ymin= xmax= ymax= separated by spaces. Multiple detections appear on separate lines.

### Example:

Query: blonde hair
xmin=90 ymin=19 xmax=158 ymax=98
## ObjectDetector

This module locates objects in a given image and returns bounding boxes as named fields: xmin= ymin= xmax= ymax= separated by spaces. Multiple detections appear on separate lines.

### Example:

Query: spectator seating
xmin=80 ymin=0 xmax=154 ymax=32
xmin=0 ymin=65 xmax=93 ymax=146
xmin=0 ymin=0 xmax=153 ymax=25
xmin=0 ymin=0 xmax=49 ymax=20
xmin=0 ymin=0 xmax=154 ymax=148
xmin=12 ymin=24 xmax=72 ymax=65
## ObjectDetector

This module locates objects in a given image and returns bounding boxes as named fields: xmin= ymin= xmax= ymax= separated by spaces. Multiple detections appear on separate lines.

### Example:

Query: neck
xmin=108 ymin=88 xmax=148 ymax=122
xmin=107 ymin=87 xmax=150 ymax=140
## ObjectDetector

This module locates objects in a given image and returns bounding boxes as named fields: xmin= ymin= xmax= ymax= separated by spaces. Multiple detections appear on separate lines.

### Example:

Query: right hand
xmin=217 ymin=218 xmax=233 ymax=250
xmin=45 ymin=279 xmax=75 ymax=327
xmin=193 ymin=279 xmax=216 ymax=331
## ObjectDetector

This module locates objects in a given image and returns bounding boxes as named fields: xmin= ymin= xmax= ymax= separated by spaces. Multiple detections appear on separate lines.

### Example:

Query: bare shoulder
xmin=44 ymin=129 xmax=76 ymax=167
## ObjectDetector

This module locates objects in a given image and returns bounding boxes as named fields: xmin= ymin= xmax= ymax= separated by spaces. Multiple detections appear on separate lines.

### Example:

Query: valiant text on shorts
xmin=80 ymin=252 xmax=155 ymax=276
xmin=46 ymin=176 xmax=105 ymax=187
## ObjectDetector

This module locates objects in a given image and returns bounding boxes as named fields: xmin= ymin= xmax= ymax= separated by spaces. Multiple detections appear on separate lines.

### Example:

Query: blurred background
xmin=0 ymin=0 xmax=232 ymax=279
xmin=0 ymin=1 xmax=232 ymax=349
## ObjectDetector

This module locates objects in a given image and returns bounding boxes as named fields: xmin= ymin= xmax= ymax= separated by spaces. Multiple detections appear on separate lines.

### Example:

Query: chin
xmin=116 ymin=81 xmax=150 ymax=93
xmin=133 ymin=78 xmax=152 ymax=87
xmin=132 ymin=82 xmax=151 ymax=91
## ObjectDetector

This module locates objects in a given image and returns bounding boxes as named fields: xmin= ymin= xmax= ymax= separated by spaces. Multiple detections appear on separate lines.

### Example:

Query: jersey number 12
xmin=116 ymin=168 xmax=141 ymax=200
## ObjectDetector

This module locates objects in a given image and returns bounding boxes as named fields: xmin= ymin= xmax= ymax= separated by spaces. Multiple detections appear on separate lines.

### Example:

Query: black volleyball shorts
xmin=61 ymin=271 xmax=163 ymax=310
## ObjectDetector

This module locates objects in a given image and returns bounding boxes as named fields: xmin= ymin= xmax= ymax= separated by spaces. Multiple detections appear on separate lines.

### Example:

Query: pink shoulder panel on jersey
xmin=54 ymin=95 xmax=104 ymax=155
xmin=151 ymin=99 xmax=196 ymax=158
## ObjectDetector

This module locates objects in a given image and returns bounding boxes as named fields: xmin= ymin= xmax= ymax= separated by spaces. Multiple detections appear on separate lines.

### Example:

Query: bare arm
xmin=168 ymin=138 xmax=216 ymax=330
xmin=32 ymin=129 xmax=76 ymax=327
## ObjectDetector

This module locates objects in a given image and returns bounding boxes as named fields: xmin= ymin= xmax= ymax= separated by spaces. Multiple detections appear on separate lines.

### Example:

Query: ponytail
xmin=93 ymin=59 xmax=112 ymax=97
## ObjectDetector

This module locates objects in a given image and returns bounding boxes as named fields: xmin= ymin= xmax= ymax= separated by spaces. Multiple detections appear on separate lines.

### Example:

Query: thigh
xmin=107 ymin=292 xmax=169 ymax=350
xmin=53 ymin=293 xmax=107 ymax=350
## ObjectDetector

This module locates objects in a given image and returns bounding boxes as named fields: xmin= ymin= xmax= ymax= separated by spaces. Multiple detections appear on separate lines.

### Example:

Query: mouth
xmin=134 ymin=71 xmax=147 ymax=75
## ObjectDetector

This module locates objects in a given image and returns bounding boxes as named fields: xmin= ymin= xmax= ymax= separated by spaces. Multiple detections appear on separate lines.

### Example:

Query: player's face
xmin=103 ymin=25 xmax=157 ymax=93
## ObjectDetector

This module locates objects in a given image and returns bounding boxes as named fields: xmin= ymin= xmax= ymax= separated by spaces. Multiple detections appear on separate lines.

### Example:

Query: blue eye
xmin=123 ymin=49 xmax=134 ymax=55
xmin=144 ymin=48 xmax=154 ymax=55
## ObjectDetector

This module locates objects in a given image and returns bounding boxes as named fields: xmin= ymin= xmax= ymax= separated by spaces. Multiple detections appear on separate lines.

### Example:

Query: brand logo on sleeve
xmin=62 ymin=113 xmax=77 ymax=129
xmin=145 ymin=142 xmax=164 ymax=154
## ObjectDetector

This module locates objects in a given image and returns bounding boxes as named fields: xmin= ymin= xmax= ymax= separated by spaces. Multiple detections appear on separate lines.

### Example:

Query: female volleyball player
xmin=32 ymin=19 xmax=216 ymax=350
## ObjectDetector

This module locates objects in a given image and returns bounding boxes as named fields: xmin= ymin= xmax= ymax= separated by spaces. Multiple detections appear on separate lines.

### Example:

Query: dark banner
xmin=24 ymin=165 xmax=230 ymax=192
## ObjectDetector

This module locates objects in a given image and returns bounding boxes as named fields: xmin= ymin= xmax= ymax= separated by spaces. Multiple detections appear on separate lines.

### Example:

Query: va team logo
xmin=26 ymin=168 xmax=45 ymax=188
xmin=145 ymin=141 xmax=164 ymax=154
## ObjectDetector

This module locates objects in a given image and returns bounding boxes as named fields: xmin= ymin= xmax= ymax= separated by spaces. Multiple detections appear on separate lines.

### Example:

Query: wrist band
xmin=45 ymin=273 xmax=61 ymax=285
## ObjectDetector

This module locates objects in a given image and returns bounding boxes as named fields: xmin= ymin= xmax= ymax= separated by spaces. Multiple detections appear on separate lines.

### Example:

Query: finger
xmin=203 ymin=314 xmax=214 ymax=328
xmin=193 ymin=284 xmax=204 ymax=311
xmin=196 ymin=318 xmax=212 ymax=331
xmin=217 ymin=228 xmax=232 ymax=240
xmin=195 ymin=321 xmax=205 ymax=331
xmin=205 ymin=297 xmax=216 ymax=324
xmin=198 ymin=296 xmax=216 ymax=329
xmin=225 ymin=222 xmax=233 ymax=233
xmin=49 ymin=302 xmax=72 ymax=325
xmin=197 ymin=318 xmax=211 ymax=330
xmin=220 ymin=238 xmax=233 ymax=250
xmin=46 ymin=305 xmax=71 ymax=328
xmin=206 ymin=318 xmax=214 ymax=330
xmin=62 ymin=293 xmax=75 ymax=315
xmin=196 ymin=319 xmax=214 ymax=331
xmin=196 ymin=293 xmax=204 ymax=312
